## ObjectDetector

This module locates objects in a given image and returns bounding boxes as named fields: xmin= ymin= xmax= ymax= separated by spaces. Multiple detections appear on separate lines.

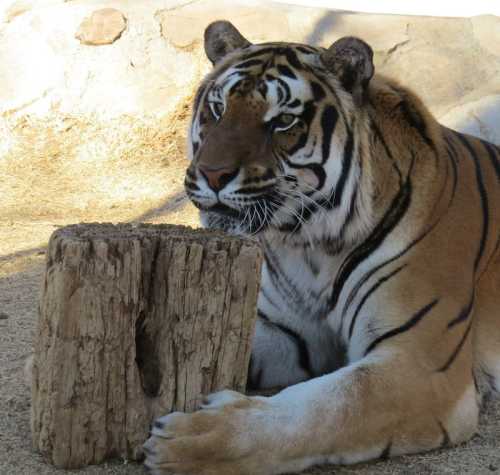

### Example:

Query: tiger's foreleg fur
xmin=144 ymin=327 xmax=479 ymax=475
xmin=146 ymin=264 xmax=479 ymax=475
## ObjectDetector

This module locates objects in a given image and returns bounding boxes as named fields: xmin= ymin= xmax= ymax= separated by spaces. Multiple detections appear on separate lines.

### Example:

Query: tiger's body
xmin=144 ymin=21 xmax=500 ymax=475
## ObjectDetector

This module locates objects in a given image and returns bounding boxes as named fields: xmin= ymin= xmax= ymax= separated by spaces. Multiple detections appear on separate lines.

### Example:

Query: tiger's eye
xmin=273 ymin=113 xmax=297 ymax=132
xmin=278 ymin=113 xmax=295 ymax=126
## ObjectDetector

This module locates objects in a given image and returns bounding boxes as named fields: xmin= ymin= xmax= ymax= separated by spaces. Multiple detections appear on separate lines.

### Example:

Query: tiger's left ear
xmin=204 ymin=21 xmax=252 ymax=65
xmin=320 ymin=37 xmax=374 ymax=106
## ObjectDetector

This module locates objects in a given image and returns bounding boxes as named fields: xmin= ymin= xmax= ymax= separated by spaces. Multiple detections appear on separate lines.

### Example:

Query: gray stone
xmin=75 ymin=8 xmax=127 ymax=46
xmin=440 ymin=94 xmax=500 ymax=145
xmin=0 ymin=0 xmax=205 ymax=118
xmin=1 ymin=0 xmax=499 ymax=126
xmin=156 ymin=1 xmax=290 ymax=48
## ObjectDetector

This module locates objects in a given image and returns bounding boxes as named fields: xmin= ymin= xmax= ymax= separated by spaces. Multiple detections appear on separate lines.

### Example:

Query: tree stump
xmin=31 ymin=223 xmax=262 ymax=469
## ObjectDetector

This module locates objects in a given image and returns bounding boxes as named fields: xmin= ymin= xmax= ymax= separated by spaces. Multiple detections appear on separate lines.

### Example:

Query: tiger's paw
xmin=143 ymin=390 xmax=270 ymax=475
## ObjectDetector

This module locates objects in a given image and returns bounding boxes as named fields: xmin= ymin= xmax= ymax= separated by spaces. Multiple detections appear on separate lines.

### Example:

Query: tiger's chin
xmin=197 ymin=209 xmax=252 ymax=237
xmin=199 ymin=209 xmax=242 ymax=234
xmin=198 ymin=208 xmax=270 ymax=238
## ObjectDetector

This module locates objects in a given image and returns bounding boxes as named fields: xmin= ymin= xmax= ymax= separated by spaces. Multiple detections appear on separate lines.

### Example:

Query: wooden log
xmin=31 ymin=223 xmax=262 ymax=469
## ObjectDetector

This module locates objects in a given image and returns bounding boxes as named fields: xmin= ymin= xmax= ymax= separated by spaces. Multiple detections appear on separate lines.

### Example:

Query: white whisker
xmin=268 ymin=196 xmax=315 ymax=249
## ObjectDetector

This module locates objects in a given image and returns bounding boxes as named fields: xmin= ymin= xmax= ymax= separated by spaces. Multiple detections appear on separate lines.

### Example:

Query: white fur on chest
xmin=255 ymin=241 xmax=349 ymax=377
xmin=259 ymin=243 xmax=342 ymax=323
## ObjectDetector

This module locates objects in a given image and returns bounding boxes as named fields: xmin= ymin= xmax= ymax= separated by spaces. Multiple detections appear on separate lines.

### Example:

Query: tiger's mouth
xmin=192 ymin=200 xmax=243 ymax=220
xmin=193 ymin=198 xmax=277 ymax=236
xmin=206 ymin=203 xmax=242 ymax=219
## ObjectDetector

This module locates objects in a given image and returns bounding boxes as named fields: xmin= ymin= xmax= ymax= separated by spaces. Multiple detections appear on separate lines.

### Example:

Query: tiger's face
xmin=185 ymin=21 xmax=374 ymax=247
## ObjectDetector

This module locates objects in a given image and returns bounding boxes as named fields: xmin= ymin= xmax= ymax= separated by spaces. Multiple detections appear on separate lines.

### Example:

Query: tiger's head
xmin=185 ymin=21 xmax=376 ymax=249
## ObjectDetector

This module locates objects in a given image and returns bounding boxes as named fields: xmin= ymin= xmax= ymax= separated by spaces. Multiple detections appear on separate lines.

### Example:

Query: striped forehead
xmin=210 ymin=46 xmax=316 ymax=115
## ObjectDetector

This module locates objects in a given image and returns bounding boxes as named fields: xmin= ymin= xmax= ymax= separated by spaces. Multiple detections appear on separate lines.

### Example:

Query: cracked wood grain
xmin=31 ymin=223 xmax=262 ymax=469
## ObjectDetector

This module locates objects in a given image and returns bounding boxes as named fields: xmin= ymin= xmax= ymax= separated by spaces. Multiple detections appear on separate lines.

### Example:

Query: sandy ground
xmin=0 ymin=103 xmax=499 ymax=475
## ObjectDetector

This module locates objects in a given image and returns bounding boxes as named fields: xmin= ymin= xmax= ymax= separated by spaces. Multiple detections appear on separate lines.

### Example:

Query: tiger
xmin=143 ymin=20 xmax=500 ymax=475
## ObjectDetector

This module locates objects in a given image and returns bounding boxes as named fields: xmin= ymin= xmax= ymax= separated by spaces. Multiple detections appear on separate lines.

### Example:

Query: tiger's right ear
xmin=320 ymin=37 xmax=374 ymax=106
xmin=204 ymin=21 xmax=251 ymax=65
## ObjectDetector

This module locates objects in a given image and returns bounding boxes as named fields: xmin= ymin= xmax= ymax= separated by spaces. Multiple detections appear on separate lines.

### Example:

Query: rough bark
xmin=31 ymin=223 xmax=262 ymax=469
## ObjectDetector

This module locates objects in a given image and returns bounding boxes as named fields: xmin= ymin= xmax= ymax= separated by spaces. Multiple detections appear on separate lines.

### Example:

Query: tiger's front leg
xmin=143 ymin=348 xmax=479 ymax=475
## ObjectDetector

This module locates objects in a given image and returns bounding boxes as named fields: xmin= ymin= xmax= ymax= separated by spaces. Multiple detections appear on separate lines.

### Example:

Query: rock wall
xmin=0 ymin=0 xmax=499 ymax=224
xmin=1 ymin=0 xmax=499 ymax=123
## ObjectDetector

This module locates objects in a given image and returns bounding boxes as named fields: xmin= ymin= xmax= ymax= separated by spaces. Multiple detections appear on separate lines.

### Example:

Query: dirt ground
xmin=0 ymin=101 xmax=499 ymax=475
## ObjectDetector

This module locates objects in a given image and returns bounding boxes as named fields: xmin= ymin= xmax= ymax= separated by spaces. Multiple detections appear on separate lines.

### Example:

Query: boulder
xmin=75 ymin=8 xmax=127 ymax=46
xmin=0 ymin=0 xmax=499 ymax=130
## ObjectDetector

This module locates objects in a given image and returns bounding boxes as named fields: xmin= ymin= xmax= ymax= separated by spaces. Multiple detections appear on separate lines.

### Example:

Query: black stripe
xmin=186 ymin=168 xmax=197 ymax=180
xmin=219 ymin=71 xmax=245 ymax=90
xmin=371 ymin=120 xmax=403 ymax=183
xmin=238 ymin=185 xmax=275 ymax=195
xmin=184 ymin=181 xmax=199 ymax=192
xmin=329 ymin=166 xmax=413 ymax=312
xmin=342 ymin=133 xmax=459 ymax=316
xmin=285 ymin=101 xmax=317 ymax=156
xmin=447 ymin=293 xmax=474 ymax=328
xmin=198 ymin=111 xmax=208 ymax=126
xmin=234 ymin=59 xmax=264 ymax=69
xmin=437 ymin=420 xmax=451 ymax=448
xmin=333 ymin=126 xmax=354 ymax=207
xmin=262 ymin=242 xmax=309 ymax=311
xmin=300 ymin=99 xmax=318 ymax=126
xmin=348 ymin=265 xmax=406 ymax=339
xmin=320 ymin=106 xmax=339 ymax=164
xmin=306 ymin=69 xmax=349 ymax=126
xmin=285 ymin=132 xmax=308 ymax=156
xmin=276 ymin=77 xmax=291 ymax=105
xmin=456 ymin=133 xmax=490 ymax=273
xmin=437 ymin=320 xmax=473 ymax=372
xmin=284 ymin=48 xmax=304 ymax=70
xmin=443 ymin=135 xmax=458 ymax=202
xmin=242 ymin=169 xmax=275 ymax=184
xmin=343 ymin=216 xmax=439 ymax=319
xmin=304 ymin=251 xmax=320 ymax=275
xmin=277 ymin=162 xmax=328 ymax=232
xmin=246 ymin=355 xmax=262 ymax=391
xmin=277 ymin=64 xmax=297 ymax=79
xmin=263 ymin=245 xmax=294 ymax=301
xmin=296 ymin=46 xmax=317 ymax=55
xmin=286 ymin=101 xmax=316 ymax=155
xmin=473 ymin=370 xmax=480 ymax=395
xmin=191 ymin=137 xmax=199 ymax=156
xmin=339 ymin=139 xmax=363 ymax=227
xmin=288 ymin=98 xmax=301 ymax=108
xmin=480 ymin=139 xmax=500 ymax=181
xmin=336 ymin=183 xmax=359 ymax=242
xmin=380 ymin=440 xmax=392 ymax=460
xmin=257 ymin=79 xmax=268 ymax=99
xmin=365 ymin=299 xmax=439 ymax=355
xmin=228 ymin=77 xmax=247 ymax=95
xmin=258 ymin=311 xmax=312 ymax=376
xmin=398 ymin=99 xmax=435 ymax=151
xmin=310 ymin=81 xmax=326 ymax=101
xmin=242 ymin=47 xmax=276 ymax=60
xmin=477 ymin=235 xmax=500 ymax=285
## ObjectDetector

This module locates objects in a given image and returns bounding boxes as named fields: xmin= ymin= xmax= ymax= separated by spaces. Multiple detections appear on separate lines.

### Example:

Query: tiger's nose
xmin=198 ymin=165 xmax=238 ymax=191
